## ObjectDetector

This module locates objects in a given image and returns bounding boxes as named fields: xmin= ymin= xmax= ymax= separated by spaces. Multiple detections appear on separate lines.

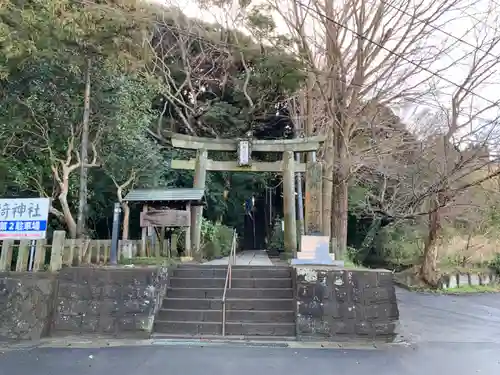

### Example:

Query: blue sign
xmin=245 ymin=198 xmax=252 ymax=214
xmin=0 ymin=221 xmax=47 ymax=232
xmin=0 ymin=198 xmax=50 ymax=239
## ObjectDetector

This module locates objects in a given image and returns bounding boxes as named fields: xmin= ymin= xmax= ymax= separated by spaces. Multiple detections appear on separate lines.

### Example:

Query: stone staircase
xmin=154 ymin=264 xmax=295 ymax=337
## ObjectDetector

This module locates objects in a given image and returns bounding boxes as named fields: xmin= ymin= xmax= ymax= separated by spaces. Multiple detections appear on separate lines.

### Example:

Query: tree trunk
xmin=77 ymin=58 xmax=92 ymax=238
xmin=121 ymin=202 xmax=130 ymax=240
xmin=420 ymin=200 xmax=441 ymax=286
xmin=331 ymin=131 xmax=349 ymax=259
xmin=321 ymin=127 xmax=334 ymax=236
xmin=55 ymin=168 xmax=77 ymax=239
xmin=331 ymin=171 xmax=348 ymax=259
xmin=59 ymin=193 xmax=77 ymax=238
xmin=358 ymin=217 xmax=382 ymax=263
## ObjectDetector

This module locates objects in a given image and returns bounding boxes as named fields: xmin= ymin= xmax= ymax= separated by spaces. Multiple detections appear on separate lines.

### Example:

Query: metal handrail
xmin=222 ymin=229 xmax=237 ymax=336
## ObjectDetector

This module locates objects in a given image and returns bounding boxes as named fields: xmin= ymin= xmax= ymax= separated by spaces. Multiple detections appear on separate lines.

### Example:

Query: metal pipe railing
xmin=222 ymin=229 xmax=237 ymax=336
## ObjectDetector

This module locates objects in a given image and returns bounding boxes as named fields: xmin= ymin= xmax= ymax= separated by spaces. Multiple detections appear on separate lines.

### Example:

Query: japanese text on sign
xmin=0 ymin=198 xmax=50 ymax=239
xmin=0 ymin=221 xmax=46 ymax=231
xmin=238 ymin=140 xmax=251 ymax=166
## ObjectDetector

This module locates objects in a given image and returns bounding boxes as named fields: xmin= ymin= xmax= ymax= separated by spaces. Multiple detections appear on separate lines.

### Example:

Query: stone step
xmin=176 ymin=264 xmax=290 ymax=270
xmin=173 ymin=268 xmax=291 ymax=279
xmin=157 ymin=309 xmax=295 ymax=323
xmin=162 ymin=298 xmax=294 ymax=311
xmin=167 ymin=287 xmax=294 ymax=299
xmin=154 ymin=321 xmax=296 ymax=336
xmin=154 ymin=320 xmax=221 ymax=335
xmin=151 ymin=333 xmax=297 ymax=342
xmin=169 ymin=277 xmax=292 ymax=289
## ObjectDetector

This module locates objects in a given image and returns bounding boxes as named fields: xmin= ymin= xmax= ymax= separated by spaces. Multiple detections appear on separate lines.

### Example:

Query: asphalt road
xmin=397 ymin=287 xmax=500 ymax=344
xmin=1 ymin=288 xmax=499 ymax=375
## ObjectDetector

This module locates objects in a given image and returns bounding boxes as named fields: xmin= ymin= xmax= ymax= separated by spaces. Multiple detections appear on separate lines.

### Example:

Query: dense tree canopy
xmin=0 ymin=0 xmax=305 ymax=242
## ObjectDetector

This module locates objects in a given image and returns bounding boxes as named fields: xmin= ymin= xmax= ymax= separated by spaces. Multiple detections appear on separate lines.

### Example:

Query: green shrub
xmin=346 ymin=246 xmax=361 ymax=264
xmin=202 ymin=240 xmax=219 ymax=260
xmin=213 ymin=224 xmax=234 ymax=257
xmin=268 ymin=218 xmax=284 ymax=252
xmin=489 ymin=253 xmax=500 ymax=275
xmin=200 ymin=218 xmax=236 ymax=260
xmin=373 ymin=222 xmax=425 ymax=267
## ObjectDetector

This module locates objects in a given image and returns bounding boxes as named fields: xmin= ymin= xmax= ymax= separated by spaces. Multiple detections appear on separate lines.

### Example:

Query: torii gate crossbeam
xmin=167 ymin=132 xmax=324 ymax=257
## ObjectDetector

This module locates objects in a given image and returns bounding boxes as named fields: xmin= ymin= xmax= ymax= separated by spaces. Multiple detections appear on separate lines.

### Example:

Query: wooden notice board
xmin=140 ymin=209 xmax=190 ymax=227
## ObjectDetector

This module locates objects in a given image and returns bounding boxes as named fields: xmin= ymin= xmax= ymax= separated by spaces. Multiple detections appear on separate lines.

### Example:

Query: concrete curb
xmin=8 ymin=336 xmax=412 ymax=351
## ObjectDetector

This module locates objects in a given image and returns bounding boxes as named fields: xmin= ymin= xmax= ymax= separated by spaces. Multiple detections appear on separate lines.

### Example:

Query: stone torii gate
xmin=168 ymin=132 xmax=325 ymax=256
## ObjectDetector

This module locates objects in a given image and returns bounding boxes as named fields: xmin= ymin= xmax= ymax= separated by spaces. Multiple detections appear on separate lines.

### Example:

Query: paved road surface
xmin=397 ymin=287 xmax=500 ymax=344
xmin=1 ymin=342 xmax=499 ymax=375
xmin=1 ymin=288 xmax=500 ymax=375
xmin=204 ymin=250 xmax=273 ymax=266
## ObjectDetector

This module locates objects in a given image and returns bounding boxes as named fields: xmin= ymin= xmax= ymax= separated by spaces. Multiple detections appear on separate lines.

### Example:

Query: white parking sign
xmin=0 ymin=198 xmax=50 ymax=239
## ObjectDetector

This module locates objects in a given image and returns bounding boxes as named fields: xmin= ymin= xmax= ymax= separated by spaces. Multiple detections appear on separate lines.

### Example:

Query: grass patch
xmin=343 ymin=260 xmax=366 ymax=269
xmin=403 ymin=283 xmax=500 ymax=294
xmin=438 ymin=264 xmax=492 ymax=274
xmin=119 ymin=257 xmax=177 ymax=266
xmin=441 ymin=284 xmax=500 ymax=294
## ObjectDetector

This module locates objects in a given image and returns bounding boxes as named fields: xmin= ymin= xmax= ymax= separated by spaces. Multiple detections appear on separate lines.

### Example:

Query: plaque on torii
xmin=237 ymin=139 xmax=252 ymax=166
xmin=166 ymin=131 xmax=325 ymax=256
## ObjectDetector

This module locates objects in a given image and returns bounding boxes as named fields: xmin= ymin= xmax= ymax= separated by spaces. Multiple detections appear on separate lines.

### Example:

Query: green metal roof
xmin=123 ymin=188 xmax=204 ymax=202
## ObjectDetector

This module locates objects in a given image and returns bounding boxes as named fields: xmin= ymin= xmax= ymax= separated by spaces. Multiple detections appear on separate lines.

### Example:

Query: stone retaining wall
xmin=0 ymin=273 xmax=56 ymax=342
xmin=3 ymin=265 xmax=399 ymax=342
xmin=294 ymin=266 xmax=399 ymax=341
xmin=0 ymin=266 xmax=170 ymax=342
xmin=53 ymin=267 xmax=169 ymax=337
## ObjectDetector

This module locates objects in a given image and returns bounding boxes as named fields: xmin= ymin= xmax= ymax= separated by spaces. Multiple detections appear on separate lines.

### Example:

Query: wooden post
xmin=94 ymin=240 xmax=101 ymax=263
xmin=140 ymin=204 xmax=148 ymax=257
xmin=49 ymin=230 xmax=66 ymax=272
xmin=282 ymin=151 xmax=297 ymax=256
xmin=83 ymin=238 xmax=92 ymax=264
xmin=103 ymin=240 xmax=111 ymax=263
xmin=154 ymin=230 xmax=161 ymax=258
xmin=0 ymin=240 xmax=13 ymax=271
xmin=16 ymin=240 xmax=30 ymax=272
xmin=162 ymin=237 xmax=169 ymax=258
xmin=121 ymin=239 xmax=134 ymax=259
xmin=305 ymin=161 xmax=323 ymax=234
xmin=191 ymin=149 xmax=208 ymax=254
xmin=171 ymin=233 xmax=178 ymax=257
xmin=63 ymin=238 xmax=76 ymax=267
xmin=118 ymin=239 xmax=123 ymax=261
xmin=159 ymin=227 xmax=166 ymax=256
xmin=147 ymin=226 xmax=154 ymax=257
xmin=74 ymin=239 xmax=83 ymax=265
xmin=185 ymin=202 xmax=191 ymax=256
xmin=16 ymin=241 xmax=30 ymax=271
xmin=33 ymin=239 xmax=46 ymax=271
xmin=295 ymin=152 xmax=305 ymax=237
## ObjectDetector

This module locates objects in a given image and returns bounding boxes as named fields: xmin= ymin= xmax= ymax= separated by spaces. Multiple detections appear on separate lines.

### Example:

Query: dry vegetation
xmin=273 ymin=0 xmax=500 ymax=283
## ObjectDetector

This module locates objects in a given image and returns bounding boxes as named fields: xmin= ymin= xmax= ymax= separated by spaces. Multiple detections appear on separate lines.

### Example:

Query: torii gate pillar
xmin=282 ymin=151 xmax=297 ymax=256
xmin=191 ymin=149 xmax=208 ymax=255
